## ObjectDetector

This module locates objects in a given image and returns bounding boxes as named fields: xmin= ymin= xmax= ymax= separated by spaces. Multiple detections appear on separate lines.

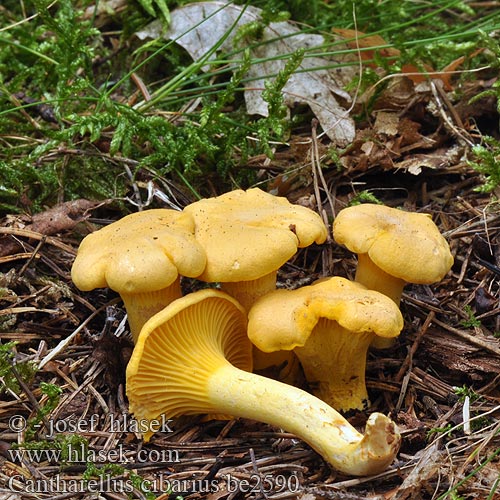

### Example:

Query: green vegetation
xmin=426 ymin=423 xmax=453 ymax=438
xmin=459 ymin=305 xmax=482 ymax=328
xmin=469 ymin=137 xmax=500 ymax=194
xmin=0 ymin=341 xmax=37 ymax=395
xmin=436 ymin=447 xmax=500 ymax=500
xmin=0 ymin=0 xmax=499 ymax=214
xmin=25 ymin=381 xmax=62 ymax=440
xmin=83 ymin=462 xmax=159 ymax=500
xmin=347 ymin=190 xmax=383 ymax=206
xmin=453 ymin=384 xmax=481 ymax=403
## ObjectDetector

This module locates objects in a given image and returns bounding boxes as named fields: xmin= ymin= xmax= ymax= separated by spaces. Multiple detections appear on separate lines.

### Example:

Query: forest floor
xmin=1 ymin=2 xmax=500 ymax=499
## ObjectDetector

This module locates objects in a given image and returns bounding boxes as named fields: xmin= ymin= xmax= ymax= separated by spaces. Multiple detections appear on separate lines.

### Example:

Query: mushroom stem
xmin=293 ymin=318 xmax=373 ymax=413
xmin=121 ymin=277 xmax=182 ymax=343
xmin=355 ymin=254 xmax=406 ymax=305
xmin=355 ymin=254 xmax=405 ymax=349
xmin=222 ymin=270 xmax=298 ymax=382
xmin=207 ymin=363 xmax=400 ymax=476
xmin=220 ymin=270 xmax=278 ymax=311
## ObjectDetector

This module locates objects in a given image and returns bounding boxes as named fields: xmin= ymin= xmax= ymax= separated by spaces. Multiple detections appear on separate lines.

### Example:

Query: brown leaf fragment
xmin=29 ymin=199 xmax=98 ymax=234
xmin=472 ymin=233 xmax=500 ymax=266
xmin=332 ymin=29 xmax=401 ymax=62
xmin=393 ymin=145 xmax=464 ymax=175
xmin=474 ymin=287 xmax=498 ymax=315
xmin=0 ymin=199 xmax=99 ymax=257
xmin=373 ymin=111 xmax=399 ymax=137
xmin=392 ymin=442 xmax=446 ymax=500
xmin=397 ymin=118 xmax=435 ymax=150
xmin=369 ymin=77 xmax=420 ymax=111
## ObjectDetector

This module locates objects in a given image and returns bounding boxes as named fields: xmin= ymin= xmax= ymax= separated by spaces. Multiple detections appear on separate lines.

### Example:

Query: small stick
xmin=38 ymin=298 xmax=120 ymax=369
xmin=395 ymin=311 xmax=435 ymax=383
xmin=432 ymin=317 xmax=500 ymax=357
xmin=8 ymin=361 xmax=51 ymax=437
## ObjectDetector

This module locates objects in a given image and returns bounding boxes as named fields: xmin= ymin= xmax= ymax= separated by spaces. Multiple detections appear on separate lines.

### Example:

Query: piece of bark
xmin=420 ymin=327 xmax=500 ymax=383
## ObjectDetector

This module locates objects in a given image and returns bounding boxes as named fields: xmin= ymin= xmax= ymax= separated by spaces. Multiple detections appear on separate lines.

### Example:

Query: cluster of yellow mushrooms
xmin=71 ymin=188 xmax=453 ymax=477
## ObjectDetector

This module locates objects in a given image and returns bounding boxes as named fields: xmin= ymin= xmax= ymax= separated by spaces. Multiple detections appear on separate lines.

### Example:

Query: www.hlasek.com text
xmin=8 ymin=443 xmax=180 ymax=465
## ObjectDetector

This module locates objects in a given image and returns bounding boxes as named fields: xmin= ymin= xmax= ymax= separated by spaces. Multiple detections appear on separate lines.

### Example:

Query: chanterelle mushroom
xmin=126 ymin=289 xmax=401 ymax=476
xmin=183 ymin=188 xmax=328 ymax=310
xmin=71 ymin=209 xmax=206 ymax=342
xmin=332 ymin=204 xmax=453 ymax=348
xmin=247 ymin=277 xmax=404 ymax=413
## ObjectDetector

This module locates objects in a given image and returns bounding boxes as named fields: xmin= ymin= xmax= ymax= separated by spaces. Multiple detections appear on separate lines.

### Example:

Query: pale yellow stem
xmin=121 ymin=277 xmax=182 ymax=343
xmin=207 ymin=364 xmax=401 ymax=476
xmin=221 ymin=270 xmax=278 ymax=311
xmin=355 ymin=253 xmax=405 ymax=305
xmin=293 ymin=318 xmax=373 ymax=413
xmin=355 ymin=254 xmax=405 ymax=349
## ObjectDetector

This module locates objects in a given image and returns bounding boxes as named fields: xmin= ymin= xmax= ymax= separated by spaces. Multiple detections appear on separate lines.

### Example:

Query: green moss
xmin=0 ymin=342 xmax=37 ymax=396
xmin=0 ymin=0 xmax=498 ymax=212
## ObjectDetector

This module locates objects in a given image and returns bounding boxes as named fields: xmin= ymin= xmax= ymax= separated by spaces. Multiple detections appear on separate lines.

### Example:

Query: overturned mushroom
xmin=332 ymin=204 xmax=453 ymax=348
xmin=71 ymin=209 xmax=206 ymax=342
xmin=247 ymin=277 xmax=404 ymax=413
xmin=126 ymin=289 xmax=401 ymax=476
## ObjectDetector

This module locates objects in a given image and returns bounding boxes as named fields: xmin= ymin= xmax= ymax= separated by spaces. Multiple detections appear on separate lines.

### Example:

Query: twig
xmin=7 ymin=361 xmax=51 ymax=435
xmin=430 ymin=80 xmax=474 ymax=147
xmin=311 ymin=120 xmax=335 ymax=222
xmin=18 ymin=236 xmax=46 ymax=277
xmin=249 ymin=447 xmax=269 ymax=500
xmin=38 ymin=298 xmax=121 ymax=369
xmin=395 ymin=311 xmax=435 ymax=383
xmin=0 ymin=227 xmax=76 ymax=255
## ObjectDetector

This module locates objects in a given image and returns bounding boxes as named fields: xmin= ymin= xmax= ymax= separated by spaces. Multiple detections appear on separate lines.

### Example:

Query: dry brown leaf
xmin=0 ymin=199 xmax=98 ymax=257
xmin=392 ymin=442 xmax=446 ymax=500
xmin=137 ymin=2 xmax=356 ymax=145
xmin=334 ymin=29 xmax=485 ymax=92
xmin=373 ymin=111 xmax=399 ymax=137
xmin=29 ymin=199 xmax=98 ymax=235
xmin=332 ymin=28 xmax=401 ymax=60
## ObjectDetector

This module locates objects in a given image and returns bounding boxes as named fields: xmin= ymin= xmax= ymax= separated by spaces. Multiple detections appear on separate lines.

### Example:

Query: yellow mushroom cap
xmin=248 ymin=277 xmax=404 ymax=412
xmin=183 ymin=188 xmax=328 ymax=282
xmin=332 ymin=204 xmax=453 ymax=284
xmin=71 ymin=209 xmax=207 ymax=294
xmin=248 ymin=277 xmax=403 ymax=352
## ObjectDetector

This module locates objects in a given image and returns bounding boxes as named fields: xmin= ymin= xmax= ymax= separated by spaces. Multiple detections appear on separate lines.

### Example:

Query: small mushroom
xmin=71 ymin=209 xmax=206 ymax=342
xmin=183 ymin=188 xmax=328 ymax=310
xmin=332 ymin=204 xmax=453 ymax=348
xmin=332 ymin=204 xmax=453 ymax=304
xmin=126 ymin=289 xmax=401 ymax=476
xmin=247 ymin=277 xmax=404 ymax=413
